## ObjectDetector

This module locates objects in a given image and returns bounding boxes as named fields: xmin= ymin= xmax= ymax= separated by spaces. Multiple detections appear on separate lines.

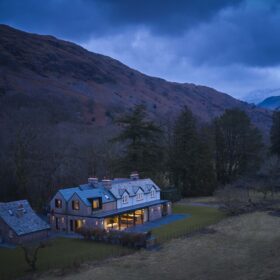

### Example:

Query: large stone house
xmin=50 ymin=172 xmax=172 ymax=232
xmin=0 ymin=200 xmax=50 ymax=244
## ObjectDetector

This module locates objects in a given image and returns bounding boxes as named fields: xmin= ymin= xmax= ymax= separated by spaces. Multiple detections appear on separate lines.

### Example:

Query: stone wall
xmin=149 ymin=204 xmax=162 ymax=221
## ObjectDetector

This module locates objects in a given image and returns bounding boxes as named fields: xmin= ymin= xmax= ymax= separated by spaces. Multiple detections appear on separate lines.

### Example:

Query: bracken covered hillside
xmin=0 ymin=24 xmax=272 ymax=135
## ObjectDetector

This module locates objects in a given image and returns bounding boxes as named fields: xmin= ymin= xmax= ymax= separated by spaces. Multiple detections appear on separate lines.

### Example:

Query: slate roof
xmin=0 ymin=200 xmax=50 ymax=236
xmin=93 ymin=199 xmax=169 ymax=218
xmin=57 ymin=178 xmax=160 ymax=205
xmin=58 ymin=183 xmax=115 ymax=206
xmin=110 ymin=178 xmax=160 ymax=199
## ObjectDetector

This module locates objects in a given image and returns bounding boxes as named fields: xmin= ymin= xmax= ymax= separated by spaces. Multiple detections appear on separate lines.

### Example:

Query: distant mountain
xmin=0 ymin=24 xmax=272 ymax=137
xmin=258 ymin=96 xmax=280 ymax=110
xmin=242 ymin=88 xmax=280 ymax=104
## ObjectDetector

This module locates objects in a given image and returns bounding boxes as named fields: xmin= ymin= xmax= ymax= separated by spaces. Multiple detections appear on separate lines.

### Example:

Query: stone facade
xmin=50 ymin=174 xmax=172 ymax=233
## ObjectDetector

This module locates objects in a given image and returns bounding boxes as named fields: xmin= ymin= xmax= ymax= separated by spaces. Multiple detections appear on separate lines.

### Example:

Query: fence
xmin=154 ymin=216 xmax=221 ymax=245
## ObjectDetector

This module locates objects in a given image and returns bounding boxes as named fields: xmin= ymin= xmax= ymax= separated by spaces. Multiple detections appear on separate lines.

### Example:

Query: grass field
xmin=41 ymin=211 xmax=280 ymax=280
xmin=153 ymin=203 xmax=226 ymax=242
xmin=0 ymin=203 xmax=225 ymax=279
xmin=0 ymin=238 xmax=134 ymax=280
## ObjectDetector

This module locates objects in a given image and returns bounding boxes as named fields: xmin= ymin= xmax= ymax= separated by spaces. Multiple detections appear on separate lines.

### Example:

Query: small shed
xmin=0 ymin=200 xmax=50 ymax=244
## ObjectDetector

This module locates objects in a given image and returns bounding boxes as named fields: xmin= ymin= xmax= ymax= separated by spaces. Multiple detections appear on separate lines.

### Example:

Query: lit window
xmin=92 ymin=199 xmax=100 ymax=210
xmin=72 ymin=200 xmax=80 ymax=210
xmin=136 ymin=192 xmax=143 ymax=201
xmin=122 ymin=195 xmax=128 ymax=204
xmin=55 ymin=199 xmax=62 ymax=208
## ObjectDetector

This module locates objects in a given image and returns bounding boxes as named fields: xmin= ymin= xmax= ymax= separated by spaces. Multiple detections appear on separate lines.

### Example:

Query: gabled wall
xmin=67 ymin=193 xmax=91 ymax=216
xmin=50 ymin=192 xmax=67 ymax=214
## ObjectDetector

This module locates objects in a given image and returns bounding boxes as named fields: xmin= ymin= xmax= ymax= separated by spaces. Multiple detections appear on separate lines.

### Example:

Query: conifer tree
xmin=214 ymin=108 xmax=263 ymax=184
xmin=113 ymin=105 xmax=163 ymax=177
xmin=169 ymin=107 xmax=216 ymax=196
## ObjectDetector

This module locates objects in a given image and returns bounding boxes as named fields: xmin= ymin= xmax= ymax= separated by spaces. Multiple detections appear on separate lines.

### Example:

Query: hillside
xmin=0 ymin=24 xmax=272 ymax=135
xmin=258 ymin=96 xmax=280 ymax=110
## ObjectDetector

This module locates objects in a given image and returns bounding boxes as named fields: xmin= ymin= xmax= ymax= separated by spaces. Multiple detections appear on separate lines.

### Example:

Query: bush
xmin=77 ymin=227 xmax=150 ymax=249
xmin=215 ymin=183 xmax=252 ymax=215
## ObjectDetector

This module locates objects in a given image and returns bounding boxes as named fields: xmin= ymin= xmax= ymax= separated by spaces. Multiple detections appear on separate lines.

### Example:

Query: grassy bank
xmin=153 ymin=203 xmax=226 ymax=243
xmin=0 ymin=238 xmax=134 ymax=280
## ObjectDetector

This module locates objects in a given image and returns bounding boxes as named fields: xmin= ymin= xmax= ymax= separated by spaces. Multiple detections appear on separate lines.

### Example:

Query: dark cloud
xmin=182 ymin=0 xmax=280 ymax=67
xmin=0 ymin=0 xmax=242 ymax=40
xmin=1 ymin=0 xmax=280 ymax=97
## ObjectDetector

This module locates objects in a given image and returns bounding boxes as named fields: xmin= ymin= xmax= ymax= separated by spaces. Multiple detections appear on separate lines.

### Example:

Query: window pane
xmin=93 ymin=199 xmax=99 ymax=209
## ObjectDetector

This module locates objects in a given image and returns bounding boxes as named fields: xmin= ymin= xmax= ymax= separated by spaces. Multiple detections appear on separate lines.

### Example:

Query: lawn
xmin=153 ymin=203 xmax=226 ymax=243
xmin=43 ymin=212 xmax=280 ymax=280
xmin=0 ymin=238 xmax=134 ymax=280
xmin=0 ymin=204 xmax=226 ymax=279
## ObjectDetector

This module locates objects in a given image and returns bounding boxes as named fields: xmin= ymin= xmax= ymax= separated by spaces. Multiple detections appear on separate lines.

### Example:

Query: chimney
xmin=88 ymin=177 xmax=98 ymax=187
xmin=16 ymin=204 xmax=25 ymax=218
xmin=102 ymin=178 xmax=112 ymax=190
xmin=130 ymin=171 xmax=139 ymax=180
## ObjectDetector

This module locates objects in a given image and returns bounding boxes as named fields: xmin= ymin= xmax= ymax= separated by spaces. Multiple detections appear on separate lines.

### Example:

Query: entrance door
xmin=70 ymin=220 xmax=74 ymax=231
xmin=55 ymin=217 xmax=59 ymax=230
xmin=74 ymin=220 xmax=82 ymax=232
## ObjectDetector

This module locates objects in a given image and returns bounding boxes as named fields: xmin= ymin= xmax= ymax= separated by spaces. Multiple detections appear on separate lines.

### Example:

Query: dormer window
xmin=92 ymin=199 xmax=101 ymax=210
xmin=136 ymin=192 xmax=143 ymax=201
xmin=151 ymin=189 xmax=155 ymax=198
xmin=55 ymin=199 xmax=62 ymax=208
xmin=72 ymin=200 xmax=80 ymax=210
xmin=122 ymin=194 xmax=128 ymax=204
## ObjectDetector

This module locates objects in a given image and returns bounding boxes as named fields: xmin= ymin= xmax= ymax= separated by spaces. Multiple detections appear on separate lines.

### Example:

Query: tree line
xmin=1 ymin=104 xmax=280 ymax=208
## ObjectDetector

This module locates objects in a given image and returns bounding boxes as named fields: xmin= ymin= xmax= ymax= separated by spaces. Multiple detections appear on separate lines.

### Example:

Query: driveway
xmin=124 ymin=214 xmax=191 ymax=233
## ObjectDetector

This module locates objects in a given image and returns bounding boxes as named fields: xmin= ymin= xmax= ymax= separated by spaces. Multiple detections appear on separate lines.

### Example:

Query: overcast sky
xmin=1 ymin=0 xmax=280 ymax=99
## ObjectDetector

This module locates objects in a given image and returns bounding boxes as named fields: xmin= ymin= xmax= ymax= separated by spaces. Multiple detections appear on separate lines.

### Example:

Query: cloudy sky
xmin=1 ymin=0 xmax=280 ymax=99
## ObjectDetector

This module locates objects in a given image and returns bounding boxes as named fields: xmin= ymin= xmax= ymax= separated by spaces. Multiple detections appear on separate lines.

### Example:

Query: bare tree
xmin=21 ymin=241 xmax=47 ymax=271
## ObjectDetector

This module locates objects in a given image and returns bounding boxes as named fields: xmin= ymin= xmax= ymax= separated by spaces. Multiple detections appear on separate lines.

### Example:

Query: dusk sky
xmin=1 ymin=0 xmax=280 ymax=99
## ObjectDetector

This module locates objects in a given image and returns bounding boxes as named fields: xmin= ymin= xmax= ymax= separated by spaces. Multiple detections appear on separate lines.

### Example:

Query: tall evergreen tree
xmin=270 ymin=110 xmax=280 ymax=157
xmin=169 ymin=107 xmax=216 ymax=197
xmin=112 ymin=105 xmax=163 ymax=177
xmin=214 ymin=108 xmax=263 ymax=184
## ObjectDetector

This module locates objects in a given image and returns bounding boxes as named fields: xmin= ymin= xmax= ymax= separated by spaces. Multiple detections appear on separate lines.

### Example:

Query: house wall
xmin=167 ymin=202 xmax=172 ymax=215
xmin=50 ymin=192 xmax=67 ymax=214
xmin=67 ymin=193 xmax=91 ymax=216
xmin=0 ymin=218 xmax=49 ymax=244
xmin=149 ymin=204 xmax=162 ymax=221
xmin=0 ymin=218 xmax=13 ymax=243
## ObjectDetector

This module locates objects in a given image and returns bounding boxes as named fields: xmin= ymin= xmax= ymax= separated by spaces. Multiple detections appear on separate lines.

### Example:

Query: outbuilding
xmin=0 ymin=200 xmax=50 ymax=244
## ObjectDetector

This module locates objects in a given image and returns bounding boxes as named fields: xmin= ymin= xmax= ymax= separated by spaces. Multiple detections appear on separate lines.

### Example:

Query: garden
xmin=0 ymin=204 xmax=226 ymax=279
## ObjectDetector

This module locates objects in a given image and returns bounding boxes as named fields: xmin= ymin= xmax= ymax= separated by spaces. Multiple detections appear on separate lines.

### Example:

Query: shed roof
xmin=0 ymin=200 xmax=50 ymax=236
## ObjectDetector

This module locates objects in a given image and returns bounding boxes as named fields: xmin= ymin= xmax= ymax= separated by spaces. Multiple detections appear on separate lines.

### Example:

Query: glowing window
xmin=72 ymin=200 xmax=80 ymax=210
xmin=55 ymin=199 xmax=62 ymax=208
xmin=92 ymin=199 xmax=100 ymax=210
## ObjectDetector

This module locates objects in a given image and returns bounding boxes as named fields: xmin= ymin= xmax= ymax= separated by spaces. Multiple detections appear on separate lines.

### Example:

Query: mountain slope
xmin=0 ymin=24 xmax=272 ymax=136
xmin=258 ymin=96 xmax=280 ymax=110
